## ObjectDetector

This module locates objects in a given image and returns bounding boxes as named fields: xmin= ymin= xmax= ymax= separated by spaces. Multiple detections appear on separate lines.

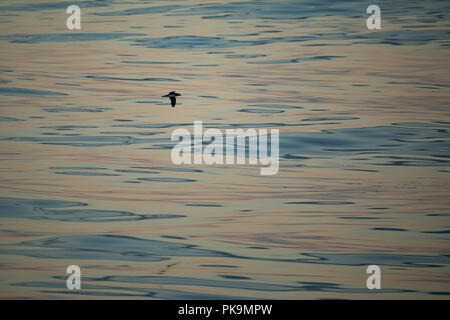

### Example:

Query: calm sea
xmin=0 ymin=0 xmax=449 ymax=299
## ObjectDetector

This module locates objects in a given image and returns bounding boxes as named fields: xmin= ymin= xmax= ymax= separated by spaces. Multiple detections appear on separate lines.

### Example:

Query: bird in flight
xmin=162 ymin=91 xmax=181 ymax=107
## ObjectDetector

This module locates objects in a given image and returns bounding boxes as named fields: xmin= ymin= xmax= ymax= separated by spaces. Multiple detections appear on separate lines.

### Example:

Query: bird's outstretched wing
xmin=170 ymin=97 xmax=176 ymax=107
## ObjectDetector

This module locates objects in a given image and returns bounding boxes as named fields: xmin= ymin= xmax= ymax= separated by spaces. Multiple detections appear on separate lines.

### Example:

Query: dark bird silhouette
xmin=162 ymin=91 xmax=181 ymax=107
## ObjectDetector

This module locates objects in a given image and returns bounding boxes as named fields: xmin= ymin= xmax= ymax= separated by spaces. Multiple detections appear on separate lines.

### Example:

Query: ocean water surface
xmin=0 ymin=0 xmax=449 ymax=299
